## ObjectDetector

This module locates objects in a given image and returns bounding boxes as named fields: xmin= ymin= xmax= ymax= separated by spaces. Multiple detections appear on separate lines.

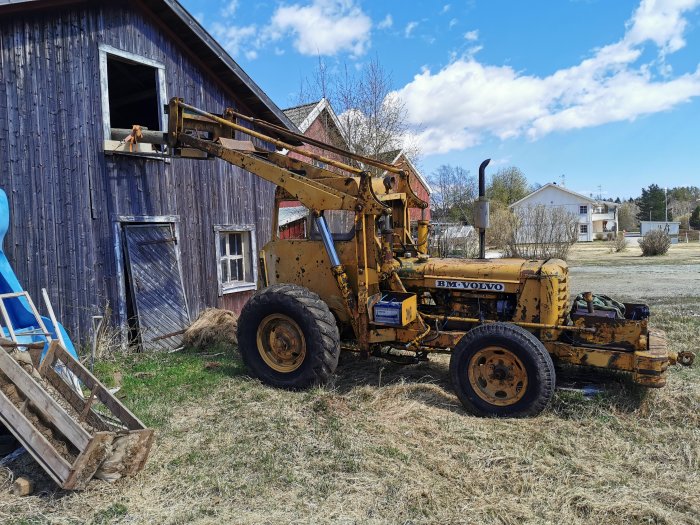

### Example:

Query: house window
xmin=215 ymin=225 xmax=257 ymax=294
xmin=579 ymin=205 xmax=588 ymax=214
xmin=579 ymin=224 xmax=588 ymax=234
xmin=99 ymin=45 xmax=167 ymax=156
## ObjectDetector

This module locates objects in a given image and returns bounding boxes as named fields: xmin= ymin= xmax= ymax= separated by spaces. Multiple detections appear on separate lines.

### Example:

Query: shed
xmin=0 ymin=0 xmax=298 ymax=350
xmin=640 ymin=221 xmax=680 ymax=244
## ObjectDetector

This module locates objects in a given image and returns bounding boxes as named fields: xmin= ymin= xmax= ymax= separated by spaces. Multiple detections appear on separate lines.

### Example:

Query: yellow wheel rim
xmin=467 ymin=346 xmax=528 ymax=407
xmin=256 ymin=313 xmax=306 ymax=373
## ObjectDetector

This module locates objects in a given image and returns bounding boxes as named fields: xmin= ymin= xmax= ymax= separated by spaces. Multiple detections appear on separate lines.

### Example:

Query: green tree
xmin=487 ymin=167 xmax=529 ymax=206
xmin=637 ymin=184 xmax=671 ymax=222
xmin=690 ymin=206 xmax=700 ymax=229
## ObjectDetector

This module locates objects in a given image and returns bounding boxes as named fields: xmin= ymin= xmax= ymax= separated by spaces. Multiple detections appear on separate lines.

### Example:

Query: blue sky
xmin=180 ymin=0 xmax=700 ymax=199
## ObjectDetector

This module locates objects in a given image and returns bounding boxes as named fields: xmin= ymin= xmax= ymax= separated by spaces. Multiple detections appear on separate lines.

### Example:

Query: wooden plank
xmin=79 ymin=389 xmax=98 ymax=422
xmin=0 ymin=348 xmax=90 ymax=450
xmin=0 ymin=298 xmax=17 ymax=341
xmin=0 ymin=390 xmax=71 ymax=485
xmin=63 ymin=432 xmax=113 ymax=490
xmin=0 ymin=337 xmax=45 ymax=350
xmin=43 ymin=365 xmax=114 ymax=432
xmin=51 ymin=344 xmax=145 ymax=430
xmin=38 ymin=340 xmax=57 ymax=376
xmin=126 ymin=428 xmax=155 ymax=475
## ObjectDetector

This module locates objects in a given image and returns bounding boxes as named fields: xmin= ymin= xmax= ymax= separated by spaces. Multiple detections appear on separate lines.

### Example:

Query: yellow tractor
xmin=159 ymin=98 xmax=693 ymax=417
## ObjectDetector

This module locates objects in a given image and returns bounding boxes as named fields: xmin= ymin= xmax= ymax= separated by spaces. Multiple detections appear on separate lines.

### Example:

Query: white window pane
xmin=221 ymin=260 xmax=228 ymax=283
xmin=220 ymin=234 xmax=227 ymax=256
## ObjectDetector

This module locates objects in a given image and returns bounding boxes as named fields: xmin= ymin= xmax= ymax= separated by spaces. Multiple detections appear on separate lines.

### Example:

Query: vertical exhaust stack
xmin=474 ymin=159 xmax=491 ymax=259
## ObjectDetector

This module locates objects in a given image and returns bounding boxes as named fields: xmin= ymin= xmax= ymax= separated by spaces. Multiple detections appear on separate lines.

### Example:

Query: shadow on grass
xmin=328 ymin=352 xmax=648 ymax=418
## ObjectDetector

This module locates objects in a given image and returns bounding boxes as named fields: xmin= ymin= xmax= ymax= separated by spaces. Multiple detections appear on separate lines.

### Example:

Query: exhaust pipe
xmin=475 ymin=159 xmax=491 ymax=259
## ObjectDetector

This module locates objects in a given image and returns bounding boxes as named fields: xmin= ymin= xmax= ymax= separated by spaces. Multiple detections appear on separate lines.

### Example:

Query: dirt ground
xmin=567 ymin=243 xmax=700 ymax=300
xmin=0 ymin=243 xmax=699 ymax=524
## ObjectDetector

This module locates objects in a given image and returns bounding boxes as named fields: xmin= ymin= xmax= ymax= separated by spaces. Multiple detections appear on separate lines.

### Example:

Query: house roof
xmin=283 ymin=102 xmax=319 ymax=128
xmin=509 ymin=182 xmax=609 ymax=208
xmin=278 ymin=206 xmax=309 ymax=226
xmin=0 ymin=0 xmax=298 ymax=134
xmin=381 ymin=150 xmax=433 ymax=195
xmin=283 ymin=98 xmax=348 ymax=145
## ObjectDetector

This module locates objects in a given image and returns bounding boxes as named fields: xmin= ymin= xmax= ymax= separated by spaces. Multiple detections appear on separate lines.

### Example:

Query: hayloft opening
xmin=107 ymin=56 xmax=161 ymax=132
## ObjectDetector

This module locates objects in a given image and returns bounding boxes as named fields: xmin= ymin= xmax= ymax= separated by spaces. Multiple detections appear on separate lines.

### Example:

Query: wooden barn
xmin=0 ymin=0 xmax=298 ymax=350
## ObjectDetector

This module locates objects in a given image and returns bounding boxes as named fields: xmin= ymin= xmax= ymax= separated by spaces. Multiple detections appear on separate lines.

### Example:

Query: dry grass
xmin=183 ymin=308 xmax=239 ymax=351
xmin=0 ymin=254 xmax=699 ymax=524
xmin=567 ymin=240 xmax=700 ymax=267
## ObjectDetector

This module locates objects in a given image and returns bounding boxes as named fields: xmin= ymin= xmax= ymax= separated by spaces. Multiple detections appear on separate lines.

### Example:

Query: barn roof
xmin=0 ymin=0 xmax=298 ymax=133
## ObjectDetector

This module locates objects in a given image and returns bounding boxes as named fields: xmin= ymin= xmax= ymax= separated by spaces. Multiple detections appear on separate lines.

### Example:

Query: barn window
xmin=99 ymin=45 xmax=167 ymax=157
xmin=214 ymin=225 xmax=258 ymax=295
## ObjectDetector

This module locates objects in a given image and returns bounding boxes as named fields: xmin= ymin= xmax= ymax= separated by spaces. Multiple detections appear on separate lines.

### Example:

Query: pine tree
xmin=637 ymin=185 xmax=671 ymax=222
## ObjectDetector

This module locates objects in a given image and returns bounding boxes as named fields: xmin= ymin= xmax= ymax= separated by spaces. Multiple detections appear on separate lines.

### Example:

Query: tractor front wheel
xmin=237 ymin=284 xmax=340 ymax=389
xmin=450 ymin=323 xmax=555 ymax=417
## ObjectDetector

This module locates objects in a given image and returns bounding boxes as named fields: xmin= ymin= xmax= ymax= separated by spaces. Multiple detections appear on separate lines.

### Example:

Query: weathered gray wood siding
xmin=0 ymin=4 xmax=274 ymax=345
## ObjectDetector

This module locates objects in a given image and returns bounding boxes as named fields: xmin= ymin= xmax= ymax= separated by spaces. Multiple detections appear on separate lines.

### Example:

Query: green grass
xmin=93 ymin=346 xmax=245 ymax=428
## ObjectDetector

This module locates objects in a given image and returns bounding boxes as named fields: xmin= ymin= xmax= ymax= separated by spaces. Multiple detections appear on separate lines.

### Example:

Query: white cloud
xmin=269 ymin=0 xmax=371 ymax=56
xmin=221 ymin=0 xmax=239 ymax=18
xmin=442 ymin=4 xmax=451 ymax=14
xmin=378 ymin=14 xmax=393 ymax=29
xmin=211 ymin=23 xmax=258 ymax=58
xmin=405 ymin=21 xmax=418 ymax=37
xmin=394 ymin=0 xmax=700 ymax=154
xmin=449 ymin=18 xmax=458 ymax=29
xmin=464 ymin=30 xmax=479 ymax=41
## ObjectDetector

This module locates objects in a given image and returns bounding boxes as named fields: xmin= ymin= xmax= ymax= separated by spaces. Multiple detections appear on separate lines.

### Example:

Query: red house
xmin=378 ymin=149 xmax=432 ymax=222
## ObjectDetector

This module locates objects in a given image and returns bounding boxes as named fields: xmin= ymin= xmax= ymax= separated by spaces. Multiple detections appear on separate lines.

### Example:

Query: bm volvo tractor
xmin=157 ymin=98 xmax=694 ymax=417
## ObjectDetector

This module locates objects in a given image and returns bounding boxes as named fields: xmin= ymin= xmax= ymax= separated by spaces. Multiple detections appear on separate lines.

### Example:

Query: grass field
xmin=1 ymin=244 xmax=699 ymax=524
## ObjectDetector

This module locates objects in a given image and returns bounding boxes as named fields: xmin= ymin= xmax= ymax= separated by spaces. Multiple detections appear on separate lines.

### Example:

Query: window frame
xmin=98 ymin=44 xmax=167 ymax=158
xmin=214 ymin=224 xmax=258 ymax=295
xmin=579 ymin=205 xmax=588 ymax=215
xmin=579 ymin=224 xmax=589 ymax=234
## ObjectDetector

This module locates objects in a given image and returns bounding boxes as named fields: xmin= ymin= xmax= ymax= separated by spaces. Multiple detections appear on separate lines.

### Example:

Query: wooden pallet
xmin=0 ymin=339 xmax=153 ymax=490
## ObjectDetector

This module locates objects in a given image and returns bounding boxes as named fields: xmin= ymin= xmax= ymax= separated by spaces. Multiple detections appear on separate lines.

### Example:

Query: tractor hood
xmin=396 ymin=257 xmax=568 ymax=294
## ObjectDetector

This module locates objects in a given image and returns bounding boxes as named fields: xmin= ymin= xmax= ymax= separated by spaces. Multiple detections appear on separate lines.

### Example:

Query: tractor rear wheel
xmin=237 ymin=284 xmax=340 ymax=389
xmin=450 ymin=323 xmax=555 ymax=417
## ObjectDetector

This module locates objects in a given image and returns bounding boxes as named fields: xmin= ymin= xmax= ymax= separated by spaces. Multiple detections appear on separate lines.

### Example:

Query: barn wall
xmin=0 ymin=4 xmax=276 ymax=345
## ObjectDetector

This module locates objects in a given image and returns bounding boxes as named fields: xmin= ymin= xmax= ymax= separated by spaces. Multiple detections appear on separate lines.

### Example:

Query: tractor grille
xmin=557 ymin=275 xmax=569 ymax=324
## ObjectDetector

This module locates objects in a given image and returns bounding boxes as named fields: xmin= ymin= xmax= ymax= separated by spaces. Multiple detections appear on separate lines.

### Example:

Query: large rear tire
xmin=450 ymin=323 xmax=555 ymax=417
xmin=237 ymin=284 xmax=340 ymax=389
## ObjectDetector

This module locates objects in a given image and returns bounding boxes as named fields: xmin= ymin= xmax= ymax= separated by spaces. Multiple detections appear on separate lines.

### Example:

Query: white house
xmin=510 ymin=183 xmax=619 ymax=242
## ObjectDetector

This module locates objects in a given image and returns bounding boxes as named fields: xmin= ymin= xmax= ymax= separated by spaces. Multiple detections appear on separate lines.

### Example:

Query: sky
xmin=179 ymin=0 xmax=700 ymax=199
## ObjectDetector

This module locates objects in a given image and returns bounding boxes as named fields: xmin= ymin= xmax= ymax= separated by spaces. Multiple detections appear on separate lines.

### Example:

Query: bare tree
xmin=499 ymin=205 xmax=579 ymax=260
xmin=427 ymin=165 xmax=476 ymax=222
xmin=618 ymin=201 xmax=640 ymax=231
xmin=296 ymin=56 xmax=417 ymax=172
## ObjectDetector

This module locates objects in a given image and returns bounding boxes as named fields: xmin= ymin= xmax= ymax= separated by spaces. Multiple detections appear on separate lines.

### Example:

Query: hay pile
xmin=183 ymin=308 xmax=239 ymax=351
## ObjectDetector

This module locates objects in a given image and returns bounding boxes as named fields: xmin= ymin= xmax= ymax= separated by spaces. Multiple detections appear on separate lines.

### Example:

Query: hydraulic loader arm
xmin=166 ymin=98 xmax=388 ymax=215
